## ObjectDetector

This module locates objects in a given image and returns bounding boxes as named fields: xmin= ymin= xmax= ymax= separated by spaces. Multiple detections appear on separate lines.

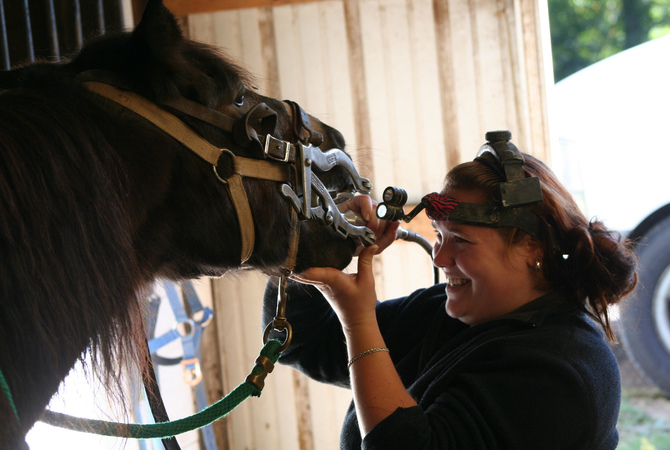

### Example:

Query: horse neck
xmin=0 ymin=82 xmax=152 ymax=434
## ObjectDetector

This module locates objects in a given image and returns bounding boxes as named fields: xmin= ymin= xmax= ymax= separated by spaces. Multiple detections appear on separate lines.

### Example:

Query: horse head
xmin=63 ymin=0 xmax=370 ymax=278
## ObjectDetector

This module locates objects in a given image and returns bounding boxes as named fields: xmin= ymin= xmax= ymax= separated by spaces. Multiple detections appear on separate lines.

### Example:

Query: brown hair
xmin=444 ymin=152 xmax=638 ymax=340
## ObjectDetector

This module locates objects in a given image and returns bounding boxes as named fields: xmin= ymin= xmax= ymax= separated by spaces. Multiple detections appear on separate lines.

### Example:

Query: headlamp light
xmin=376 ymin=203 xmax=406 ymax=222
xmin=374 ymin=130 xmax=544 ymax=239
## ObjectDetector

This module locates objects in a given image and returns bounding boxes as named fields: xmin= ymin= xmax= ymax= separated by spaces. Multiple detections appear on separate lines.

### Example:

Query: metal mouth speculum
xmin=281 ymin=143 xmax=376 ymax=248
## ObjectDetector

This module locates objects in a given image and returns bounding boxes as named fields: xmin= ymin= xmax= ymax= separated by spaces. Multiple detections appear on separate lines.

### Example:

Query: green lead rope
xmin=0 ymin=366 xmax=20 ymax=421
xmin=40 ymin=339 xmax=283 ymax=439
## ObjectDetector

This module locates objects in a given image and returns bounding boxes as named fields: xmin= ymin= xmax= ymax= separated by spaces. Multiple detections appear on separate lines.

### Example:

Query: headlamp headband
xmin=376 ymin=130 xmax=545 ymax=239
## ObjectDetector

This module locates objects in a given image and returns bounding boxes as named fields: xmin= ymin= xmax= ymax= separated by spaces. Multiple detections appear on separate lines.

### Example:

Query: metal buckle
xmin=264 ymin=135 xmax=292 ymax=162
xmin=181 ymin=357 xmax=203 ymax=386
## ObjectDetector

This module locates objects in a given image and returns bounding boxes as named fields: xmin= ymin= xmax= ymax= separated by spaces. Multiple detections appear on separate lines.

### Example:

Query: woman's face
xmin=432 ymin=189 xmax=544 ymax=326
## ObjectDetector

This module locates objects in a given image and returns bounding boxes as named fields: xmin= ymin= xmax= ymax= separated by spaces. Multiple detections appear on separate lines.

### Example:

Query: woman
xmin=263 ymin=133 xmax=637 ymax=449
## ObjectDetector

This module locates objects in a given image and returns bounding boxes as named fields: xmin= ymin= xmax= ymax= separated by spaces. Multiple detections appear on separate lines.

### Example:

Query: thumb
xmin=356 ymin=245 xmax=378 ymax=284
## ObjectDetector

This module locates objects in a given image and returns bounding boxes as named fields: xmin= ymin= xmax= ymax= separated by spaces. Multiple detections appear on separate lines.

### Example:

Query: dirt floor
xmin=610 ymin=323 xmax=670 ymax=449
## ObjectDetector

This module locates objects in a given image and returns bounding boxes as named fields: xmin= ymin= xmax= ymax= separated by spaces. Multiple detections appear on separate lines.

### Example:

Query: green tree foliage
xmin=549 ymin=0 xmax=670 ymax=82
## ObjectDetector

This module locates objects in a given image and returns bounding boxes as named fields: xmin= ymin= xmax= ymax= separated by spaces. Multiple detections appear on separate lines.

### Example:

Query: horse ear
xmin=132 ymin=0 xmax=184 ymax=61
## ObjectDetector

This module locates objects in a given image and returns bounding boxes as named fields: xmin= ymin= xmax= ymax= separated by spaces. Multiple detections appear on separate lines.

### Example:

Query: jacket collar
xmin=501 ymin=290 xmax=576 ymax=327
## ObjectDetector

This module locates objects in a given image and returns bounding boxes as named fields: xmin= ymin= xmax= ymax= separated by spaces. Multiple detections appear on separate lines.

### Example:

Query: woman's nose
xmin=432 ymin=241 xmax=454 ymax=268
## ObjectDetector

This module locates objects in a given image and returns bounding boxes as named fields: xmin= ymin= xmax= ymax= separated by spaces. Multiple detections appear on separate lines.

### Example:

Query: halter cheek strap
xmin=82 ymin=80 xmax=290 ymax=264
xmin=81 ymin=76 xmax=375 ymax=267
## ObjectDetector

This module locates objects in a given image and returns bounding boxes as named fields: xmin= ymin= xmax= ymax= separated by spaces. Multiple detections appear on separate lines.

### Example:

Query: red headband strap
xmin=423 ymin=193 xmax=460 ymax=221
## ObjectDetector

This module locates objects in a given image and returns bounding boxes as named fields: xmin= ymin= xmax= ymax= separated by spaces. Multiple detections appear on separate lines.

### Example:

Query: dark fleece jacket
xmin=262 ymin=281 xmax=621 ymax=449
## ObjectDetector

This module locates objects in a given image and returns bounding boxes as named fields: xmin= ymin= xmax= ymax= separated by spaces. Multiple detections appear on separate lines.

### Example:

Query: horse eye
xmin=234 ymin=93 xmax=245 ymax=107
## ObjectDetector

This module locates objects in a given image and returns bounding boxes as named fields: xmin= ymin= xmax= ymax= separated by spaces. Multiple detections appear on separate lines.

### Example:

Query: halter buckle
xmin=181 ymin=357 xmax=203 ymax=386
xmin=264 ymin=135 xmax=292 ymax=162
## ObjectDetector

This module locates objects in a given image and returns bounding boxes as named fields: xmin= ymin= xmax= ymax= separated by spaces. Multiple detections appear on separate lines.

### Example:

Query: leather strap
xmin=142 ymin=340 xmax=182 ymax=450
xmin=283 ymin=100 xmax=323 ymax=146
xmin=84 ymin=81 xmax=222 ymax=165
xmin=226 ymin=173 xmax=255 ymax=263
xmin=82 ymin=81 xmax=290 ymax=264
xmin=162 ymin=96 xmax=237 ymax=133
xmin=283 ymin=207 xmax=300 ymax=273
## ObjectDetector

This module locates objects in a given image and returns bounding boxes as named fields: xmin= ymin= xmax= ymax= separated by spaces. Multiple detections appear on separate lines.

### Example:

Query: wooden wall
xmin=170 ymin=1 xmax=552 ymax=448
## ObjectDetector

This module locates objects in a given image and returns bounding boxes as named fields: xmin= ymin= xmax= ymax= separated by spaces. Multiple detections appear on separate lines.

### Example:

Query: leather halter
xmin=81 ymin=78 xmax=296 ymax=264
xmin=79 ymin=71 xmax=375 ymax=268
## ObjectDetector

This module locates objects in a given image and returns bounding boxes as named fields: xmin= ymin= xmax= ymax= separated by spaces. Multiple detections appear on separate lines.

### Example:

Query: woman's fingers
xmin=355 ymin=245 xmax=378 ymax=285
xmin=374 ymin=221 xmax=400 ymax=253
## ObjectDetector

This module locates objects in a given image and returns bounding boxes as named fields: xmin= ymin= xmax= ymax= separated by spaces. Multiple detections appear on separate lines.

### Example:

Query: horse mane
xmin=0 ymin=1 xmax=292 ymax=431
xmin=0 ymin=71 xmax=149 ymax=416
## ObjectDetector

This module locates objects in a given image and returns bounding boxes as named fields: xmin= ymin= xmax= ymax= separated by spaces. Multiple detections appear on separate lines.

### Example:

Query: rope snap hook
xmin=262 ymin=273 xmax=293 ymax=353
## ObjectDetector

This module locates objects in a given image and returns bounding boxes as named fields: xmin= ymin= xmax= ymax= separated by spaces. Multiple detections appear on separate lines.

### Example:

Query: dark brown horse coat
xmin=0 ymin=1 xmax=359 ymax=447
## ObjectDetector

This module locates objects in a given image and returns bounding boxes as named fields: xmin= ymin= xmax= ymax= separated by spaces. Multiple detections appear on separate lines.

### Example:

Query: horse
xmin=0 ymin=1 xmax=368 ymax=447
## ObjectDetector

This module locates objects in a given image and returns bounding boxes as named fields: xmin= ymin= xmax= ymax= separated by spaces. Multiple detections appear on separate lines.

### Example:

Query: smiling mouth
xmin=447 ymin=278 xmax=471 ymax=287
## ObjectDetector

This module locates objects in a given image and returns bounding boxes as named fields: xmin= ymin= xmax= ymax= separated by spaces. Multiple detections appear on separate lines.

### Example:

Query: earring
xmin=535 ymin=261 xmax=542 ymax=271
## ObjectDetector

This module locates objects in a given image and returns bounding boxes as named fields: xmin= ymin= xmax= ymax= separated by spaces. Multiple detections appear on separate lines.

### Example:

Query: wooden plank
xmin=258 ymin=7 xmax=282 ymax=98
xmin=358 ymin=0 xmax=392 ymax=201
xmin=212 ymin=275 xmax=251 ymax=449
xmin=272 ymin=5 xmax=304 ymax=100
xmin=236 ymin=9 xmax=268 ymax=91
xmin=406 ymin=0 xmax=447 ymax=192
xmin=472 ymin=0 xmax=510 ymax=132
xmin=292 ymin=3 xmax=329 ymax=115
xmin=268 ymin=365 xmax=301 ymax=450
xmin=496 ymin=0 xmax=525 ymax=143
xmin=186 ymin=10 xmax=215 ymax=43
xmin=212 ymin=272 xmax=286 ymax=450
xmin=307 ymin=381 xmax=348 ymax=449
xmin=121 ymin=0 xmax=135 ymax=28
xmin=200 ymin=315 xmax=230 ymax=449
xmin=519 ymin=0 xmax=551 ymax=160
xmin=165 ymin=0 xmax=332 ymax=17
xmin=448 ymin=0 xmax=480 ymax=162
xmin=319 ymin=2 xmax=359 ymax=160
xmin=188 ymin=9 xmax=274 ymax=95
xmin=241 ymin=273 xmax=282 ymax=449
xmin=356 ymin=0 xmax=393 ymax=296
xmin=293 ymin=371 xmax=316 ymax=450
xmin=343 ymin=1 xmax=374 ymax=178
xmin=380 ymin=0 xmax=423 ymax=199
xmin=432 ymin=0 xmax=461 ymax=169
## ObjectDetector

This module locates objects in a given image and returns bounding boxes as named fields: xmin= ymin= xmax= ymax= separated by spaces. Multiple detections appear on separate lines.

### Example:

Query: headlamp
xmin=375 ymin=130 xmax=544 ymax=239
xmin=382 ymin=186 xmax=407 ymax=205
xmin=376 ymin=187 xmax=410 ymax=222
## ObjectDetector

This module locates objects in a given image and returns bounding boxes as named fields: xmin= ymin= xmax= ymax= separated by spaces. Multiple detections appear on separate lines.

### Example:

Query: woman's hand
xmin=292 ymin=244 xmax=379 ymax=331
xmin=293 ymin=195 xmax=399 ymax=328
xmin=292 ymin=244 xmax=418 ymax=436
xmin=338 ymin=195 xmax=400 ymax=255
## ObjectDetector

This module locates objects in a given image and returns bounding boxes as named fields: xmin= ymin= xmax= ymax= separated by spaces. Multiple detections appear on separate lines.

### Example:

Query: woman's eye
xmin=234 ymin=93 xmax=245 ymax=107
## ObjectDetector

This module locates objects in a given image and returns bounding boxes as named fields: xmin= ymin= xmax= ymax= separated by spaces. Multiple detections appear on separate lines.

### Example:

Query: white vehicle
xmin=550 ymin=35 xmax=670 ymax=396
